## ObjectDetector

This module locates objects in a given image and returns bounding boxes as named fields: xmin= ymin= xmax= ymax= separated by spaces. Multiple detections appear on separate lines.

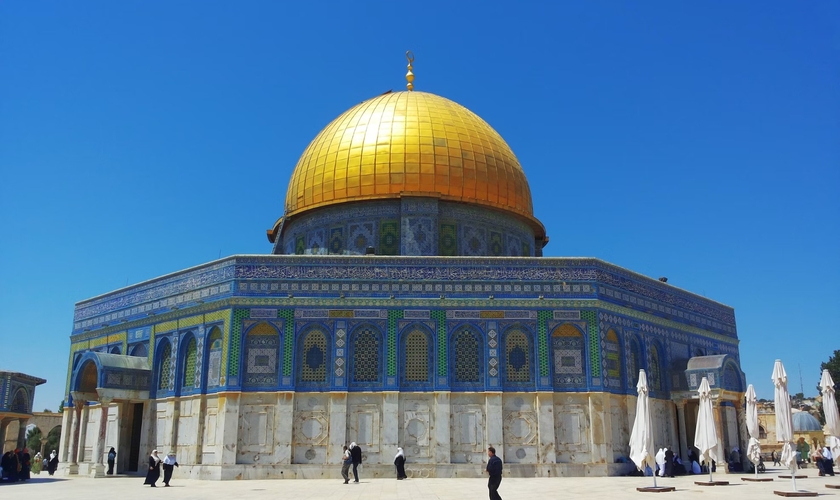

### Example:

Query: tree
xmin=58 ymin=401 xmax=64 ymax=413
xmin=25 ymin=426 xmax=60 ymax=456
xmin=820 ymin=350 xmax=840 ymax=387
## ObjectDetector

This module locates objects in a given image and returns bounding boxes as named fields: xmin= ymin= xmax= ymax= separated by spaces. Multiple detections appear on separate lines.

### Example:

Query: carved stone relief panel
xmin=292 ymin=395 xmax=329 ymax=464
xmin=610 ymin=399 xmax=629 ymax=456
xmin=348 ymin=403 xmax=381 ymax=453
xmin=401 ymin=399 xmax=431 ymax=458
xmin=451 ymin=401 xmax=485 ymax=463
xmin=555 ymin=397 xmax=590 ymax=463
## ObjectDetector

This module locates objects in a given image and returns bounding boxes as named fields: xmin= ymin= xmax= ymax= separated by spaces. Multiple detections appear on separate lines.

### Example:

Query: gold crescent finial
xmin=405 ymin=51 xmax=415 ymax=91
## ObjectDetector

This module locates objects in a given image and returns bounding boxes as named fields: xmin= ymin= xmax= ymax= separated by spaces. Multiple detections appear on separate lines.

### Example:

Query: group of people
xmin=811 ymin=444 xmax=835 ymax=477
xmin=143 ymin=450 xmax=179 ymax=487
xmin=340 ymin=442 xmax=365 ymax=483
xmin=1 ymin=448 xmax=57 ymax=482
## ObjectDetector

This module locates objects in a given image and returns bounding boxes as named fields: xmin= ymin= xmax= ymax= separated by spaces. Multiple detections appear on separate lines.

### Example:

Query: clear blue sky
xmin=1 ymin=1 xmax=837 ymax=411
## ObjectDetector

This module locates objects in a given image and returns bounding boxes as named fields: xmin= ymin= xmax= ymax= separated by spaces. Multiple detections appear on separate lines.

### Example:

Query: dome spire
xmin=405 ymin=51 xmax=415 ymax=91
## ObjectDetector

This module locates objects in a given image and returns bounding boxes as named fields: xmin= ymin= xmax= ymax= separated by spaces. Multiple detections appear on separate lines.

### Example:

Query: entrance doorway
xmin=128 ymin=403 xmax=143 ymax=472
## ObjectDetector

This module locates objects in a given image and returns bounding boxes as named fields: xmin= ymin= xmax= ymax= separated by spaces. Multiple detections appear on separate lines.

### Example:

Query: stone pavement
xmin=2 ymin=467 xmax=838 ymax=499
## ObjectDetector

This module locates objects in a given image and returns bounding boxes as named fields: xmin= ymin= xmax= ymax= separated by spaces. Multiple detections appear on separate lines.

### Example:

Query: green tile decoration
xmin=431 ymin=310 xmax=446 ymax=376
xmin=379 ymin=220 xmax=399 ymax=255
xmin=439 ymin=222 xmax=457 ymax=256
xmin=279 ymin=309 xmax=295 ymax=376
xmin=537 ymin=310 xmax=551 ymax=377
xmin=229 ymin=309 xmax=249 ymax=377
xmin=581 ymin=310 xmax=601 ymax=377
xmin=387 ymin=309 xmax=403 ymax=376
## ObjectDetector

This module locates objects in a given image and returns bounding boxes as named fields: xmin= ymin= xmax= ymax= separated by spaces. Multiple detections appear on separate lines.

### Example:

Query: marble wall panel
xmin=450 ymin=394 xmax=485 ymax=463
xmin=502 ymin=394 xmax=538 ymax=464
xmin=400 ymin=396 xmax=434 ymax=461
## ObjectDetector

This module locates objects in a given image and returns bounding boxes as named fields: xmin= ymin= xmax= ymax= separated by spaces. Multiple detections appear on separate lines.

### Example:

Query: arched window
xmin=10 ymin=388 xmax=28 ymax=413
xmin=157 ymin=339 xmax=173 ymax=391
xmin=759 ymin=424 xmax=767 ymax=439
xmin=243 ymin=322 xmax=280 ymax=388
xmin=450 ymin=327 xmax=483 ymax=388
xmin=723 ymin=362 xmax=742 ymax=392
xmin=628 ymin=336 xmax=643 ymax=388
xmin=206 ymin=327 xmax=223 ymax=389
xmin=298 ymin=328 xmax=328 ymax=386
xmin=182 ymin=336 xmax=197 ymax=389
xmin=130 ymin=343 xmax=148 ymax=358
xmin=109 ymin=345 xmax=121 ymax=355
xmin=605 ymin=329 xmax=622 ymax=389
xmin=504 ymin=328 xmax=532 ymax=385
xmin=350 ymin=326 xmax=382 ymax=387
xmin=552 ymin=323 xmax=586 ymax=389
xmin=401 ymin=327 xmax=432 ymax=387
xmin=649 ymin=343 xmax=662 ymax=391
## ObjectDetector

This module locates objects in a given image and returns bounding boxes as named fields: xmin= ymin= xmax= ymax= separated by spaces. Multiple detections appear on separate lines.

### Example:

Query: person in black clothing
xmin=107 ymin=447 xmax=117 ymax=475
xmin=663 ymin=448 xmax=674 ymax=478
xmin=143 ymin=450 xmax=161 ymax=487
xmin=394 ymin=447 xmax=407 ymax=480
xmin=486 ymin=446 xmax=503 ymax=500
xmin=350 ymin=442 xmax=363 ymax=483
xmin=47 ymin=449 xmax=59 ymax=476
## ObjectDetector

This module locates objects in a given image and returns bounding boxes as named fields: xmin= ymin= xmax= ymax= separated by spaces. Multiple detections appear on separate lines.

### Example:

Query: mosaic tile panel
xmin=352 ymin=327 xmax=381 ymax=384
xmin=404 ymin=329 xmax=430 ymax=382
xmin=243 ymin=322 xmax=280 ymax=387
xmin=604 ymin=329 xmax=621 ymax=389
xmin=461 ymin=224 xmax=487 ymax=256
xmin=439 ymin=222 xmax=457 ymax=256
xmin=348 ymin=221 xmax=375 ymax=254
xmin=207 ymin=327 xmax=223 ymax=388
xmin=581 ymin=310 xmax=601 ymax=378
xmin=387 ymin=309 xmax=402 ymax=376
xmin=551 ymin=324 xmax=585 ymax=388
xmin=649 ymin=343 xmax=662 ymax=391
xmin=628 ymin=335 xmax=642 ymax=388
xmin=295 ymin=235 xmax=305 ymax=255
xmin=537 ymin=311 xmax=550 ymax=377
xmin=299 ymin=329 xmax=328 ymax=383
xmin=228 ymin=309 xmax=249 ymax=377
xmin=505 ymin=329 xmax=531 ymax=383
xmin=280 ymin=309 xmax=295 ymax=377
xmin=490 ymin=231 xmax=503 ymax=256
xmin=452 ymin=328 xmax=481 ymax=384
xmin=158 ymin=341 xmax=172 ymax=391
xmin=379 ymin=220 xmax=399 ymax=255
xmin=329 ymin=227 xmax=344 ymax=254
xmin=431 ymin=310 xmax=447 ymax=377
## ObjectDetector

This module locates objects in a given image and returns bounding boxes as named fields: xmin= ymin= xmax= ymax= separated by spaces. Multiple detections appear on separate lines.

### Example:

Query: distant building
xmin=0 ymin=371 xmax=47 ymax=451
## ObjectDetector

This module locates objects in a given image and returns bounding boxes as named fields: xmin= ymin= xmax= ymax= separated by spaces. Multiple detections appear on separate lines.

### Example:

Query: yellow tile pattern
xmin=285 ymin=91 xmax=539 ymax=227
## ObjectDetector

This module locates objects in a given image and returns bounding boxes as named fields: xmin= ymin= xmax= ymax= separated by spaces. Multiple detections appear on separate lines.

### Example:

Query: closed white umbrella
xmin=773 ymin=360 xmax=799 ymax=491
xmin=629 ymin=370 xmax=658 ymax=488
xmin=694 ymin=376 xmax=719 ymax=482
xmin=745 ymin=384 xmax=761 ymax=476
xmin=820 ymin=369 xmax=840 ymax=459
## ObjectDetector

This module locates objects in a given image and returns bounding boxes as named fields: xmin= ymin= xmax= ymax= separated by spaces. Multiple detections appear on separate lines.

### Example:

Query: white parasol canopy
xmin=820 ymin=369 xmax=840 ymax=459
xmin=745 ymin=384 xmax=762 ymax=466
xmin=772 ymin=360 xmax=797 ymax=472
xmin=694 ymin=376 xmax=719 ymax=477
xmin=629 ymin=370 xmax=655 ymax=474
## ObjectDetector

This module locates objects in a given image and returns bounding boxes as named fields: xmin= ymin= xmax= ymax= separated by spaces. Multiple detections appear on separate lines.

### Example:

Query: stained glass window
xmin=552 ymin=323 xmax=585 ymax=388
xmin=158 ymin=340 xmax=172 ymax=391
xmin=605 ymin=329 xmax=621 ymax=388
xmin=649 ymin=344 xmax=662 ymax=391
xmin=352 ymin=327 xmax=381 ymax=383
xmin=452 ymin=328 xmax=481 ymax=384
xmin=207 ymin=327 xmax=222 ymax=388
xmin=299 ymin=329 xmax=327 ymax=383
xmin=505 ymin=329 xmax=531 ymax=383
xmin=182 ymin=337 xmax=197 ymax=389
xmin=403 ymin=329 xmax=430 ymax=383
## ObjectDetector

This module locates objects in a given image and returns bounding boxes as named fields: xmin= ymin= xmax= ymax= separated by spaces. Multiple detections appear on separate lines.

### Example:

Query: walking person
xmin=394 ymin=447 xmax=407 ymax=480
xmin=47 ymin=449 xmax=59 ymax=476
xmin=772 ymin=450 xmax=780 ymax=466
xmin=107 ymin=447 xmax=116 ymax=475
xmin=486 ymin=446 xmax=503 ymax=500
xmin=162 ymin=451 xmax=179 ymax=486
xmin=823 ymin=444 xmax=836 ymax=476
xmin=340 ymin=445 xmax=352 ymax=484
xmin=31 ymin=452 xmax=42 ymax=475
xmin=350 ymin=442 xmax=363 ymax=483
xmin=143 ymin=450 xmax=161 ymax=487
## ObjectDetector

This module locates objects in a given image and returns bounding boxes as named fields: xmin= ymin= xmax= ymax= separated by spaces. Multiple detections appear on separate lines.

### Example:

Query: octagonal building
xmin=60 ymin=76 xmax=746 ymax=479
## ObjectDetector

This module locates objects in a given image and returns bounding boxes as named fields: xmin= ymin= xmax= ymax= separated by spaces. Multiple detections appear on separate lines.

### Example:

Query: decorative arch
xmin=156 ymin=338 xmax=173 ymax=392
xmin=130 ymin=343 xmax=148 ymax=358
xmin=349 ymin=324 xmax=384 ymax=389
xmin=649 ymin=342 xmax=663 ymax=391
xmin=10 ymin=387 xmax=28 ymax=413
xmin=723 ymin=361 xmax=743 ymax=392
xmin=399 ymin=323 xmax=434 ymax=389
xmin=78 ymin=360 xmax=98 ymax=393
xmin=242 ymin=322 xmax=280 ymax=388
xmin=181 ymin=333 xmax=198 ymax=390
xmin=297 ymin=326 xmax=329 ymax=387
xmin=628 ymin=335 xmax=643 ymax=388
xmin=205 ymin=326 xmax=223 ymax=389
xmin=503 ymin=326 xmax=534 ymax=386
xmin=449 ymin=325 xmax=484 ymax=389
xmin=604 ymin=329 xmax=623 ymax=390
xmin=109 ymin=345 xmax=121 ymax=355
xmin=551 ymin=323 xmax=586 ymax=389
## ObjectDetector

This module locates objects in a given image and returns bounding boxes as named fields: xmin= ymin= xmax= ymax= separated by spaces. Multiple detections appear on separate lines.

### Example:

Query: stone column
xmin=676 ymin=401 xmax=689 ymax=462
xmin=535 ymin=392 xmax=556 ymax=465
xmin=218 ymin=393 xmax=240 ymax=468
xmin=0 ymin=419 xmax=9 ymax=453
xmin=91 ymin=397 xmax=112 ymax=478
xmin=40 ymin=437 xmax=48 ymax=458
xmin=59 ymin=407 xmax=72 ymax=463
xmin=67 ymin=400 xmax=85 ymax=474
xmin=486 ymin=392 xmax=503 ymax=462
xmin=274 ymin=393 xmax=294 ymax=464
xmin=712 ymin=400 xmax=726 ymax=474
xmin=382 ymin=392 xmax=399 ymax=456
xmin=433 ymin=392 xmax=451 ymax=464
xmin=735 ymin=400 xmax=750 ymax=471
xmin=17 ymin=418 xmax=28 ymax=449
xmin=327 ymin=392 xmax=347 ymax=464
xmin=77 ymin=405 xmax=90 ymax=466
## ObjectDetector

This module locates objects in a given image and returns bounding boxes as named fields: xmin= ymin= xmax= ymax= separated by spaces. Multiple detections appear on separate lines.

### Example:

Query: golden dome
xmin=284 ymin=91 xmax=544 ymax=235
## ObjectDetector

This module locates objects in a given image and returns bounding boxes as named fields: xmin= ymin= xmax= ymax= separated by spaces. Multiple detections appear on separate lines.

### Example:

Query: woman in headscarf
xmin=394 ymin=447 xmax=407 ymax=480
xmin=655 ymin=448 xmax=666 ymax=477
xmin=107 ymin=447 xmax=117 ymax=475
xmin=47 ymin=449 xmax=59 ymax=476
xmin=143 ymin=450 xmax=161 ymax=487
xmin=31 ymin=452 xmax=42 ymax=474
xmin=20 ymin=448 xmax=31 ymax=481
xmin=162 ymin=451 xmax=179 ymax=486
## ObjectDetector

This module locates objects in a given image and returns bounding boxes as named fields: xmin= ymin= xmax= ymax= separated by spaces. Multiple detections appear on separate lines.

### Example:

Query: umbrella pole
xmin=653 ymin=468 xmax=658 ymax=488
